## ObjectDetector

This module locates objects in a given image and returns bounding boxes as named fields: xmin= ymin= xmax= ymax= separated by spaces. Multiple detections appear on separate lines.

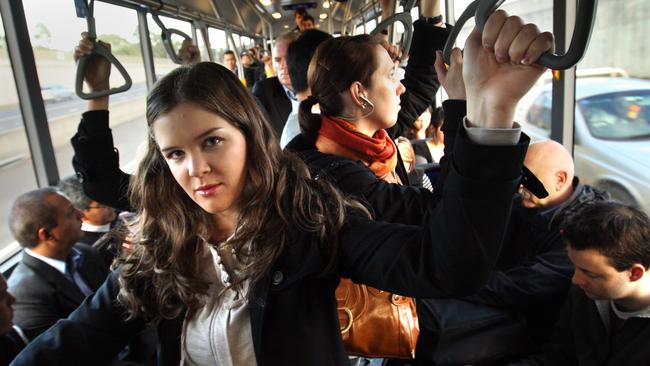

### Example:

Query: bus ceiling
xmin=106 ymin=0 xmax=371 ymax=38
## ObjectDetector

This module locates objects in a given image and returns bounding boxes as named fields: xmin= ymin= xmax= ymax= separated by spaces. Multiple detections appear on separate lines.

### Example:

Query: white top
xmin=81 ymin=222 xmax=110 ymax=232
xmin=280 ymin=113 xmax=300 ymax=149
xmin=24 ymin=248 xmax=66 ymax=275
xmin=181 ymin=241 xmax=257 ymax=366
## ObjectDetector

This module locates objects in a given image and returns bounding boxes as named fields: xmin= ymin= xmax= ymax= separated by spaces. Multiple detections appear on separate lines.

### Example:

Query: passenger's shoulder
xmin=252 ymin=76 xmax=281 ymax=94
xmin=73 ymin=243 xmax=104 ymax=260
xmin=7 ymin=262 xmax=43 ymax=291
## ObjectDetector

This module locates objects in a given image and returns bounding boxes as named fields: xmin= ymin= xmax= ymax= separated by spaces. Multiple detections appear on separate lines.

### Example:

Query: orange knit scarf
xmin=316 ymin=114 xmax=398 ymax=181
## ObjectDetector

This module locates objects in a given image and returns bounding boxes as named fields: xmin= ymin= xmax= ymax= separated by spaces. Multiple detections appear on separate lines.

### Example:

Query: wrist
xmin=89 ymin=82 xmax=110 ymax=92
xmin=420 ymin=14 xmax=443 ymax=26
xmin=88 ymin=96 xmax=109 ymax=111
xmin=420 ymin=0 xmax=442 ymax=18
xmin=466 ymin=97 xmax=516 ymax=129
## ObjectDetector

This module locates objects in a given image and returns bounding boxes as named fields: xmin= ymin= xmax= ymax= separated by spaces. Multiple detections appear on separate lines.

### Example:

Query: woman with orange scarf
xmin=289 ymin=8 xmax=553 ymax=363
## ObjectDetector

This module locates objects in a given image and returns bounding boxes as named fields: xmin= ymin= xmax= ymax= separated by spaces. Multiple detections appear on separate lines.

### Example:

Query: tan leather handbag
xmin=336 ymin=278 xmax=419 ymax=359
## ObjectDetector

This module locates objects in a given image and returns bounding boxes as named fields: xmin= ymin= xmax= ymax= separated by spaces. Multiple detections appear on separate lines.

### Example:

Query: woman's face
xmin=153 ymin=103 xmax=248 ymax=220
xmin=364 ymin=45 xmax=406 ymax=130
xmin=416 ymin=110 xmax=432 ymax=134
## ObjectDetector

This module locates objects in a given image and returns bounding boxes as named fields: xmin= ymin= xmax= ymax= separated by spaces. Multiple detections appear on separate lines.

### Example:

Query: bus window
xmin=147 ymin=14 xmax=192 ymax=76
xmin=0 ymin=15 xmax=39 ymax=253
xmin=208 ymin=27 xmax=228 ymax=65
xmin=232 ymin=33 xmax=242 ymax=51
xmin=366 ymin=19 xmax=377 ymax=34
xmin=194 ymin=26 xmax=210 ymax=62
xmin=22 ymin=0 xmax=148 ymax=181
xmin=573 ymin=0 xmax=650 ymax=213
xmin=527 ymin=91 xmax=552 ymax=131
xmin=241 ymin=36 xmax=252 ymax=49
xmin=410 ymin=7 xmax=419 ymax=21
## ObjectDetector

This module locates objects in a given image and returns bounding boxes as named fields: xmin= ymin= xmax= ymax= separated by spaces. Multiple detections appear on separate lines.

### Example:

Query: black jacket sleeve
xmin=463 ymin=206 xmax=574 ymax=308
xmin=510 ymin=287 xmax=580 ymax=366
xmin=463 ymin=243 xmax=573 ymax=308
xmin=388 ymin=20 xmax=451 ymax=138
xmin=11 ymin=271 xmax=146 ymax=365
xmin=336 ymin=127 xmax=529 ymax=297
xmin=71 ymin=110 xmax=133 ymax=212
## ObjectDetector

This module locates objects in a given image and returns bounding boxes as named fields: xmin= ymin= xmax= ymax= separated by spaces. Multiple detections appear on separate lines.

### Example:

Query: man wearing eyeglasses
xmin=58 ymin=175 xmax=117 ymax=246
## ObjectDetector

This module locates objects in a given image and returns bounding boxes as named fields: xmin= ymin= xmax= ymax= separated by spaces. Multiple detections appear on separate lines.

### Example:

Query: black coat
xmin=0 ymin=328 xmax=27 ymax=366
xmin=13 ymin=125 xmax=528 ymax=366
xmin=519 ymin=286 xmax=650 ymax=366
xmin=252 ymin=76 xmax=292 ymax=139
xmin=7 ymin=244 xmax=109 ymax=341
xmin=71 ymin=110 xmax=132 ymax=211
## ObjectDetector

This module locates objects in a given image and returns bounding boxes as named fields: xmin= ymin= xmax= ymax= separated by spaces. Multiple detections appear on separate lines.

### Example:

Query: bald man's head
xmin=521 ymin=140 xmax=575 ymax=209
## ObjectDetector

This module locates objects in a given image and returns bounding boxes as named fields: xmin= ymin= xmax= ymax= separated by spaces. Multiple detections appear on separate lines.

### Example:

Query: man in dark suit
xmin=7 ymin=187 xmax=109 ymax=341
xmin=252 ymin=31 xmax=298 ymax=139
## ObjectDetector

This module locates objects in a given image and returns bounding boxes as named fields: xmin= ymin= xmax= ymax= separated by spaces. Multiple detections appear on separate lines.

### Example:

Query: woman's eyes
xmin=203 ymin=136 xmax=223 ymax=148
xmin=166 ymin=150 xmax=184 ymax=160
xmin=164 ymin=136 xmax=223 ymax=160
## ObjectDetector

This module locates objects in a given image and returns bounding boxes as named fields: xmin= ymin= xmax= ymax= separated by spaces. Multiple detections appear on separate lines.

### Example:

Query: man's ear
xmin=629 ymin=264 xmax=646 ymax=282
xmin=37 ymin=227 xmax=50 ymax=242
xmin=555 ymin=170 xmax=568 ymax=191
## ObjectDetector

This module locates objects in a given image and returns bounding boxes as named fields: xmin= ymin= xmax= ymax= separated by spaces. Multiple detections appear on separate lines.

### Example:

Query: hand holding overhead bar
xmin=74 ymin=0 xmax=132 ymax=100
xmin=370 ymin=0 xmax=417 ymax=64
xmin=150 ymin=11 xmax=193 ymax=65
xmin=443 ymin=0 xmax=597 ymax=70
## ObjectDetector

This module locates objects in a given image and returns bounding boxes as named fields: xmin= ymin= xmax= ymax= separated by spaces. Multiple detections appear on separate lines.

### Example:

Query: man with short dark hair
xmin=518 ymin=201 xmax=650 ymax=365
xmin=301 ymin=14 xmax=315 ymax=30
xmin=222 ymin=50 xmax=237 ymax=75
xmin=7 ymin=188 xmax=109 ymax=340
xmin=294 ymin=8 xmax=307 ymax=31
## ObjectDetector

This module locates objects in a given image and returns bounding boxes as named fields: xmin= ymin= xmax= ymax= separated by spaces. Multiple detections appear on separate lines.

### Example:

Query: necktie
xmin=64 ymin=251 xmax=93 ymax=297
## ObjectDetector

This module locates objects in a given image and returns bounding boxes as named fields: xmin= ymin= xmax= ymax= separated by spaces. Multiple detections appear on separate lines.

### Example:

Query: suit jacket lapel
xmin=22 ymin=253 xmax=85 ymax=305
xmin=272 ymin=78 xmax=292 ymax=121
xmin=75 ymin=246 xmax=110 ymax=290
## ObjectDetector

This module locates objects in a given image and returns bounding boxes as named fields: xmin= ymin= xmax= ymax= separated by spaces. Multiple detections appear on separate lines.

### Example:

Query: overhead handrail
xmin=74 ymin=0 xmax=133 ymax=100
xmin=150 ymin=11 xmax=193 ymax=64
xmin=443 ymin=0 xmax=598 ymax=70
xmin=369 ymin=0 xmax=417 ymax=64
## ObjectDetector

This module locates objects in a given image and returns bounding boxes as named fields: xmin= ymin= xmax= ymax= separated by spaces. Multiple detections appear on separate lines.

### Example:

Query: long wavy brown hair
xmin=116 ymin=62 xmax=369 ymax=322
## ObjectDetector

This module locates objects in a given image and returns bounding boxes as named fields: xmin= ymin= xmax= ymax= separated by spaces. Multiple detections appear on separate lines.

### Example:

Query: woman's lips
xmin=195 ymin=184 xmax=221 ymax=197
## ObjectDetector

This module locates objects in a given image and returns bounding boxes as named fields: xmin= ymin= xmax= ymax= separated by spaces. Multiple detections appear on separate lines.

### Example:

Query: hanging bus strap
xmin=150 ymin=11 xmax=193 ymax=65
xmin=443 ymin=0 xmax=597 ymax=70
xmin=369 ymin=0 xmax=417 ymax=65
xmin=74 ymin=0 xmax=133 ymax=100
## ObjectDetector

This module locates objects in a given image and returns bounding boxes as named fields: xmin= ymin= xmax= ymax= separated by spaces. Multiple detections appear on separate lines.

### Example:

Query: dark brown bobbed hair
xmin=561 ymin=201 xmax=650 ymax=271
xmin=117 ymin=62 xmax=369 ymax=322
xmin=299 ymin=34 xmax=381 ymax=141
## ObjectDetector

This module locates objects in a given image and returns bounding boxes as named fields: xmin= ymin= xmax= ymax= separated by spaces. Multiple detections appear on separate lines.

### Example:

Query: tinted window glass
xmin=578 ymin=90 xmax=650 ymax=140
